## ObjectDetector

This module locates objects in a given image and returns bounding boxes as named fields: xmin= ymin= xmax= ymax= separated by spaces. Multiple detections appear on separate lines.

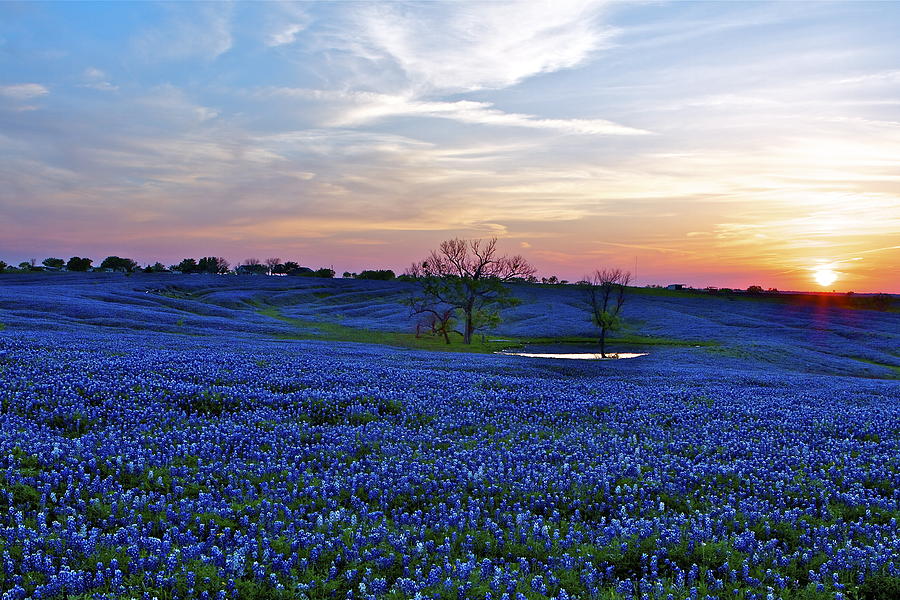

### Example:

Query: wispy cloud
xmin=267 ymin=88 xmax=649 ymax=135
xmin=0 ymin=83 xmax=48 ymax=100
xmin=336 ymin=0 xmax=612 ymax=93
xmin=268 ymin=23 xmax=306 ymax=47
xmin=133 ymin=3 xmax=234 ymax=62
xmin=260 ymin=3 xmax=312 ymax=47
xmin=81 ymin=68 xmax=117 ymax=92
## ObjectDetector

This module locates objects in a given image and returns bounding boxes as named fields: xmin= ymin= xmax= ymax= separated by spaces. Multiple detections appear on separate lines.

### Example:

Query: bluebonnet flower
xmin=0 ymin=275 xmax=898 ymax=598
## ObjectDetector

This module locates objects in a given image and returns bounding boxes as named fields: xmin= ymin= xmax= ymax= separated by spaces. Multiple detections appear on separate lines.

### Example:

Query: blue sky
xmin=1 ymin=1 xmax=899 ymax=291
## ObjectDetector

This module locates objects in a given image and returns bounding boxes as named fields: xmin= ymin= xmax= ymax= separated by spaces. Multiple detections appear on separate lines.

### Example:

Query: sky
xmin=1 ymin=1 xmax=898 ymax=292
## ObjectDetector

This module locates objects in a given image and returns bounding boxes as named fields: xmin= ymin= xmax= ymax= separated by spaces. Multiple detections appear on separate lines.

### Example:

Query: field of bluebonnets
xmin=0 ymin=273 xmax=898 ymax=600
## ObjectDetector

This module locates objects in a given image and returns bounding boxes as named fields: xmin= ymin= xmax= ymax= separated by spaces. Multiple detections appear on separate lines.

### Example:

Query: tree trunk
xmin=599 ymin=327 xmax=607 ymax=358
xmin=464 ymin=309 xmax=474 ymax=344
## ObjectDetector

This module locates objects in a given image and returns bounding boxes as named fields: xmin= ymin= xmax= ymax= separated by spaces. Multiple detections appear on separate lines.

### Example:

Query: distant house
xmin=286 ymin=267 xmax=315 ymax=276
xmin=236 ymin=264 xmax=268 ymax=275
xmin=666 ymin=284 xmax=686 ymax=290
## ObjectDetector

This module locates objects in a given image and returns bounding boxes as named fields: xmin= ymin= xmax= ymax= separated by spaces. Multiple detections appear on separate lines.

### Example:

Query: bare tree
xmin=265 ymin=257 xmax=282 ymax=275
xmin=407 ymin=238 xmax=535 ymax=344
xmin=240 ymin=258 xmax=267 ymax=275
xmin=408 ymin=298 xmax=457 ymax=344
xmin=583 ymin=268 xmax=632 ymax=358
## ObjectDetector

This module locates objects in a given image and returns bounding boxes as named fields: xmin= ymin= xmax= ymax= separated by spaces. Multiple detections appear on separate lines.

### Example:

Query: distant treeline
xmin=0 ymin=256 xmax=335 ymax=278
xmin=0 ymin=255 xmax=895 ymax=312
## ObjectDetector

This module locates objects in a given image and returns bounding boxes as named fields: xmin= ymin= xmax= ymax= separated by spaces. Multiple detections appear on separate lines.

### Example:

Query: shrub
xmin=858 ymin=575 xmax=900 ymax=600
xmin=356 ymin=269 xmax=396 ymax=281
xmin=66 ymin=256 xmax=93 ymax=271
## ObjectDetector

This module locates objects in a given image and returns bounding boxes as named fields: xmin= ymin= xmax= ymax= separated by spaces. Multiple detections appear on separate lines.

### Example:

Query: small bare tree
xmin=265 ymin=257 xmax=281 ymax=276
xmin=583 ymin=268 xmax=631 ymax=358
xmin=240 ymin=258 xmax=267 ymax=275
xmin=408 ymin=298 xmax=457 ymax=344
xmin=406 ymin=238 xmax=535 ymax=344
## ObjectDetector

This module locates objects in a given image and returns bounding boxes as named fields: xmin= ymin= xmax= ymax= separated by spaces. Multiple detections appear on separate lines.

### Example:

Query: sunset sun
xmin=813 ymin=268 xmax=838 ymax=287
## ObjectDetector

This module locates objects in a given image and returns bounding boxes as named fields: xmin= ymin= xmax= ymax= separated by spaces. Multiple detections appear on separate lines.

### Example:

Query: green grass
xmin=259 ymin=306 xmax=514 ymax=353
xmin=258 ymin=306 xmax=715 ymax=354
xmin=518 ymin=334 xmax=718 ymax=347
xmin=849 ymin=357 xmax=900 ymax=379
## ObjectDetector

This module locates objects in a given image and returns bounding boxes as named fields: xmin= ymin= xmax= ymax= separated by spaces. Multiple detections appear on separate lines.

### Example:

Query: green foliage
xmin=417 ymin=275 xmax=518 ymax=343
xmin=175 ymin=258 xmax=199 ymax=273
xmin=260 ymin=306 xmax=514 ymax=353
xmin=410 ymin=238 xmax=534 ymax=344
xmin=380 ymin=398 xmax=404 ymax=415
xmin=858 ymin=575 xmax=900 ymax=600
xmin=66 ymin=256 xmax=93 ymax=271
xmin=591 ymin=309 xmax=623 ymax=332
xmin=348 ymin=411 xmax=378 ymax=425
xmin=42 ymin=257 xmax=65 ymax=269
xmin=583 ymin=269 xmax=630 ymax=356
xmin=146 ymin=261 xmax=168 ymax=272
xmin=849 ymin=357 xmax=900 ymax=379
xmin=469 ymin=305 xmax=504 ymax=332
xmin=100 ymin=255 xmax=138 ymax=272
xmin=11 ymin=448 xmax=43 ymax=476
xmin=10 ymin=482 xmax=41 ymax=510
xmin=85 ymin=500 xmax=112 ymax=523
xmin=356 ymin=269 xmax=396 ymax=280
xmin=46 ymin=411 xmax=96 ymax=438
xmin=198 ymin=256 xmax=230 ymax=274
xmin=178 ymin=389 xmax=240 ymax=416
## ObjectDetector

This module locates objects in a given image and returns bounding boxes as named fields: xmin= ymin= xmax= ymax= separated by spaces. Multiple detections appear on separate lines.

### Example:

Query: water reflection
xmin=498 ymin=352 xmax=648 ymax=360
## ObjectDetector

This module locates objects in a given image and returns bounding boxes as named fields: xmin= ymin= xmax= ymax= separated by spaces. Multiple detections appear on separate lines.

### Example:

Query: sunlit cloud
xmin=267 ymin=88 xmax=648 ymax=135
xmin=340 ymin=0 xmax=612 ymax=93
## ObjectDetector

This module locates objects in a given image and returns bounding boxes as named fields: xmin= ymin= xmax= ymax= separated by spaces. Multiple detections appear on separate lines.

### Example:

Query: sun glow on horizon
xmin=813 ymin=268 xmax=838 ymax=288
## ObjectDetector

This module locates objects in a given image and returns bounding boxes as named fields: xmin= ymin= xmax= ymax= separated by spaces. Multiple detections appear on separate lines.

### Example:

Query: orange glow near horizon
xmin=1 ymin=219 xmax=896 ymax=293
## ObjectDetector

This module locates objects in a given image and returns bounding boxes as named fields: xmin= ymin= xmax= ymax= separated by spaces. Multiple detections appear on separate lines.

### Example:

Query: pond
xmin=497 ymin=343 xmax=648 ymax=360
xmin=499 ymin=351 xmax=648 ymax=360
